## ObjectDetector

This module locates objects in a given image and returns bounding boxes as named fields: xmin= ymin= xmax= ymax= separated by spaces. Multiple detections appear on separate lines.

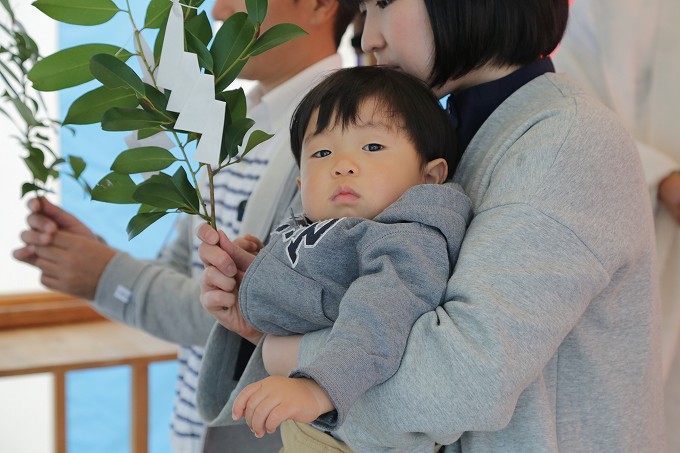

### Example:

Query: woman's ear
xmin=423 ymin=158 xmax=448 ymax=184
xmin=296 ymin=176 xmax=302 ymax=190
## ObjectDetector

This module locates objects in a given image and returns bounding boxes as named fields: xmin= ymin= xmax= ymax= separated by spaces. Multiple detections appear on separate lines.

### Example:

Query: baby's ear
xmin=424 ymin=158 xmax=448 ymax=184
xmin=296 ymin=176 xmax=302 ymax=190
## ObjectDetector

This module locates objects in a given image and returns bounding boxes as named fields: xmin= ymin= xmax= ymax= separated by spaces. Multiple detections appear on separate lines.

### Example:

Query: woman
xmin=197 ymin=1 xmax=664 ymax=451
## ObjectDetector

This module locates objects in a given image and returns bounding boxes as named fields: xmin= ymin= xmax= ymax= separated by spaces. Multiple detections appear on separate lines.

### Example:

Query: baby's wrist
xmin=300 ymin=377 xmax=335 ymax=414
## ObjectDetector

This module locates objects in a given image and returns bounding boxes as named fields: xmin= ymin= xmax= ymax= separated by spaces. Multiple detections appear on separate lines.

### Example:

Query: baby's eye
xmin=376 ymin=0 xmax=393 ymax=9
xmin=312 ymin=149 xmax=331 ymax=158
xmin=362 ymin=143 xmax=383 ymax=152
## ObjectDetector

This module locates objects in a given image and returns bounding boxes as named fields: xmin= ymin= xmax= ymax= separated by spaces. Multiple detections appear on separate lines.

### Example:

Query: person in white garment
xmin=552 ymin=2 xmax=680 ymax=450
xmin=12 ymin=0 xmax=355 ymax=451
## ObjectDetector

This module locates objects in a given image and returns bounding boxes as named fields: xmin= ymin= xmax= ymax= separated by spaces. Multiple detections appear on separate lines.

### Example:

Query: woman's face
xmin=360 ymin=0 xmax=435 ymax=85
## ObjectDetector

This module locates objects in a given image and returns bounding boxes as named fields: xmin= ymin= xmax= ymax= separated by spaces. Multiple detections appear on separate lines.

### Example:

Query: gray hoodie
xmin=235 ymin=182 xmax=472 ymax=429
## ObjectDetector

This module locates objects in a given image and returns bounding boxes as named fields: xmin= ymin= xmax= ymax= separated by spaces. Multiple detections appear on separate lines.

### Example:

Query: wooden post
xmin=131 ymin=363 xmax=149 ymax=453
xmin=54 ymin=370 xmax=66 ymax=453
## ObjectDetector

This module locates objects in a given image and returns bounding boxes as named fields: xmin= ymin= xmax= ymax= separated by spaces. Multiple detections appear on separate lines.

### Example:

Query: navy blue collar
xmin=446 ymin=57 xmax=555 ymax=154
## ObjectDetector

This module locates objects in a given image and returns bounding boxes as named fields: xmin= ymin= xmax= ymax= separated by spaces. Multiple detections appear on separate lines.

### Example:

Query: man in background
xmin=13 ymin=0 xmax=355 ymax=451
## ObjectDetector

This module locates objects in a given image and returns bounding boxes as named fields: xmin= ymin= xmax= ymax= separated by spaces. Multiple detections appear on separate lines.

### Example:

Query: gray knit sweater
xmin=295 ymin=73 xmax=665 ymax=452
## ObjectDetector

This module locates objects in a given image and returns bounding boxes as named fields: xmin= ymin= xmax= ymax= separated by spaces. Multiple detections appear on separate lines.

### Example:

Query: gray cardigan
xmin=296 ymin=73 xmax=665 ymax=452
xmin=232 ymin=182 xmax=471 ymax=430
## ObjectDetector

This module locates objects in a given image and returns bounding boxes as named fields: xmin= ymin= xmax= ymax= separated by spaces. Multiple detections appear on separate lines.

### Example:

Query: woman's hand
xmin=659 ymin=171 xmax=680 ymax=223
xmin=200 ymin=264 xmax=262 ymax=344
xmin=197 ymin=225 xmax=263 ymax=344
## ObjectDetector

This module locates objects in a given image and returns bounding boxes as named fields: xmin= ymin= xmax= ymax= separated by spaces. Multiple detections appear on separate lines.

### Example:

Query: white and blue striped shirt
xmin=168 ymin=54 xmax=343 ymax=452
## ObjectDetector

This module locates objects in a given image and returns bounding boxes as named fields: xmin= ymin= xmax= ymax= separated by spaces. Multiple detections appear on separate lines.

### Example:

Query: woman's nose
xmin=360 ymin=11 xmax=385 ymax=54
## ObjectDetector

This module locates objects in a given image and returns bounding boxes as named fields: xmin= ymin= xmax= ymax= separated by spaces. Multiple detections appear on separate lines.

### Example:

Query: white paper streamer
xmin=166 ymin=52 xmax=201 ymax=112
xmin=156 ymin=0 xmax=184 ymax=90
xmin=125 ymin=33 xmax=175 ymax=169
xmin=193 ymin=101 xmax=226 ymax=167
xmin=175 ymin=74 xmax=215 ymax=132
xmin=152 ymin=0 xmax=227 ymax=166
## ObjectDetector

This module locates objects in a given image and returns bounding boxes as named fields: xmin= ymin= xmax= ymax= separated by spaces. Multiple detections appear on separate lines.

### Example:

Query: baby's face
xmin=297 ymin=100 xmax=428 ymax=222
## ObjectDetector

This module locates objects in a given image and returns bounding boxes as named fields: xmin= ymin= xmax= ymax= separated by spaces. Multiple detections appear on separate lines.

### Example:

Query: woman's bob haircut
xmin=345 ymin=0 xmax=569 ymax=87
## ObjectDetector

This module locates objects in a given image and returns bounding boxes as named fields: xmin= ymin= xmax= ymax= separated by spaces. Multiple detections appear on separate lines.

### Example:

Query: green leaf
xmin=9 ymin=97 xmax=40 ymax=126
xmin=220 ymin=117 xmax=254 ymax=163
xmin=111 ymin=146 xmax=177 ymax=174
xmin=24 ymin=147 xmax=49 ymax=182
xmin=63 ymin=85 xmax=138 ymax=125
xmin=90 ymin=53 xmax=144 ymax=97
xmin=210 ymin=12 xmax=255 ymax=89
xmin=246 ymin=0 xmax=267 ymax=25
xmin=137 ymin=127 xmax=165 ymax=140
xmin=32 ymin=0 xmax=120 ymax=26
xmin=21 ymin=182 xmax=42 ymax=198
xmin=215 ymin=59 xmax=247 ymax=93
xmin=68 ymin=155 xmax=87 ymax=179
xmin=1 ymin=0 xmax=15 ymax=21
xmin=186 ymin=31 xmax=213 ymax=73
xmin=185 ymin=11 xmax=213 ymax=46
xmin=247 ymin=23 xmax=307 ymax=57
xmin=133 ymin=172 xmax=190 ymax=210
xmin=170 ymin=166 xmax=199 ymax=213
xmin=14 ymin=31 xmax=39 ymax=62
xmin=142 ymin=83 xmax=170 ymax=113
xmin=28 ymin=44 xmax=132 ymax=91
xmin=126 ymin=211 xmax=169 ymax=240
xmin=218 ymin=88 xmax=247 ymax=121
xmin=137 ymin=203 xmax=165 ymax=213
xmin=144 ymin=0 xmax=172 ymax=29
xmin=102 ymin=107 xmax=165 ymax=131
xmin=91 ymin=172 xmax=138 ymax=204
xmin=242 ymin=129 xmax=273 ymax=157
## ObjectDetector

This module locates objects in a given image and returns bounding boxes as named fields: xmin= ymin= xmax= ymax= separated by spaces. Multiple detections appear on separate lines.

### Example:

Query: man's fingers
xmin=26 ymin=213 xmax=57 ymax=236
xmin=20 ymin=228 xmax=51 ymax=247
xmin=12 ymin=246 xmax=36 ymax=265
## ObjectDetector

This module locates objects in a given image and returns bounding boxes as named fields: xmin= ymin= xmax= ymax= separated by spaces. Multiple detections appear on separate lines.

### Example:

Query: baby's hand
xmin=233 ymin=234 xmax=264 ymax=255
xmin=232 ymin=376 xmax=334 ymax=438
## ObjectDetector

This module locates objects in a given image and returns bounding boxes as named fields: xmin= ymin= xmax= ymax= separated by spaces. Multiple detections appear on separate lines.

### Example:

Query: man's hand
xmin=12 ymin=197 xmax=114 ymax=299
xmin=232 ymin=376 xmax=334 ymax=438
xmin=13 ymin=197 xmax=99 ymax=265
xmin=27 ymin=231 xmax=116 ymax=300
xmin=659 ymin=171 xmax=680 ymax=223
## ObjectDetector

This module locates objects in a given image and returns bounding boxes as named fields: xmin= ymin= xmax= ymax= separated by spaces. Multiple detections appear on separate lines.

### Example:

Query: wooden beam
xmin=0 ymin=292 xmax=103 ymax=330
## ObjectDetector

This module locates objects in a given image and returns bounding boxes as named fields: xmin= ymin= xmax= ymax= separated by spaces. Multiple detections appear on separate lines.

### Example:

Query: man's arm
xmin=14 ymin=197 xmax=216 ymax=346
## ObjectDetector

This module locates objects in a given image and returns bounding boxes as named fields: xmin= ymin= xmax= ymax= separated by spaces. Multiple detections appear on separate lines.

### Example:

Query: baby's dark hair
xmin=290 ymin=66 xmax=459 ymax=178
